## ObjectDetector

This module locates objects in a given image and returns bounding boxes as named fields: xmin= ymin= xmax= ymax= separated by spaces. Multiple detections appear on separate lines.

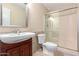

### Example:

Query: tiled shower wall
xmin=46 ymin=7 xmax=77 ymax=50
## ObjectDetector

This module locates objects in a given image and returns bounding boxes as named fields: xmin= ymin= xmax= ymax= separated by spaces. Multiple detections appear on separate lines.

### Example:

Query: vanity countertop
xmin=0 ymin=32 xmax=35 ymax=44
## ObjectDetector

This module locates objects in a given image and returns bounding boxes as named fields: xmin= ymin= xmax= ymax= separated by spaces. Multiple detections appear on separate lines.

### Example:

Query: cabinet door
xmin=20 ymin=44 xmax=30 ymax=56
xmin=29 ymin=45 xmax=32 ymax=56
xmin=7 ymin=47 xmax=20 ymax=56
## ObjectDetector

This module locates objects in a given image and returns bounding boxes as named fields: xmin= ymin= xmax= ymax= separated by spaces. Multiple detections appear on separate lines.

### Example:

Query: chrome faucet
xmin=12 ymin=28 xmax=21 ymax=34
xmin=16 ymin=28 xmax=21 ymax=34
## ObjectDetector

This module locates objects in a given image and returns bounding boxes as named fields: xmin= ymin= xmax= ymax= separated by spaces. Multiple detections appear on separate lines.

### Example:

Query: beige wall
xmin=28 ymin=3 xmax=48 ymax=32
xmin=27 ymin=3 xmax=48 ymax=53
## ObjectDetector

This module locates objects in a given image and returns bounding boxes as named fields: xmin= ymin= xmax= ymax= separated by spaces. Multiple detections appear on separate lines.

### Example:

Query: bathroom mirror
xmin=0 ymin=3 xmax=29 ymax=27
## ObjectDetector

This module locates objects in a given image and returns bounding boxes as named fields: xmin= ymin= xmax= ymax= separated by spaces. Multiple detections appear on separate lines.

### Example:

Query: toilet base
xmin=43 ymin=47 xmax=54 ymax=56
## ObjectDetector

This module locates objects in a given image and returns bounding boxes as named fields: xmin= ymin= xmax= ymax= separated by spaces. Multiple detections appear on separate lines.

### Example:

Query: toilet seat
xmin=43 ymin=42 xmax=57 ymax=46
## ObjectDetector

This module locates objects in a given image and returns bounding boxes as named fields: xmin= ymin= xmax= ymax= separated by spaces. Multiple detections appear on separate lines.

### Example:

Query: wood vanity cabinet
xmin=7 ymin=47 xmax=19 ymax=56
xmin=0 ymin=38 xmax=32 ymax=56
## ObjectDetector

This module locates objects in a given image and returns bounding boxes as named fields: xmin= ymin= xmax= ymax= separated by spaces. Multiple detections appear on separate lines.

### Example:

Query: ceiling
xmin=42 ymin=3 xmax=77 ymax=12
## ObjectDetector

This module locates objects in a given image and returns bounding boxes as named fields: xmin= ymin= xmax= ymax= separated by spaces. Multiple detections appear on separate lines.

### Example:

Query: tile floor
xmin=33 ymin=47 xmax=79 ymax=56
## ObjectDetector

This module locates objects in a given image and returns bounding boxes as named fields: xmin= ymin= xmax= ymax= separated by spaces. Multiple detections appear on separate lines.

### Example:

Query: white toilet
xmin=38 ymin=34 xmax=57 ymax=55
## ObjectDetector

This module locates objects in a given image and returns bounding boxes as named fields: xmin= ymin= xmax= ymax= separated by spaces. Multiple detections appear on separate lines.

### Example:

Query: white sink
xmin=0 ymin=32 xmax=35 ymax=44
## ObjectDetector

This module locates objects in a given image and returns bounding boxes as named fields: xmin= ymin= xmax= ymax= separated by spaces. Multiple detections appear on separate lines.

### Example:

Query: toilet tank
xmin=38 ymin=34 xmax=45 ymax=44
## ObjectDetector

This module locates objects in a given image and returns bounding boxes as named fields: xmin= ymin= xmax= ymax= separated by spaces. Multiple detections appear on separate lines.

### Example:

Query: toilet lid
xmin=43 ymin=42 xmax=57 ymax=47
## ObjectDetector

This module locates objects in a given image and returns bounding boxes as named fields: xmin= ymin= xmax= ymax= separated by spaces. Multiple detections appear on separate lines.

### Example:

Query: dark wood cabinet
xmin=7 ymin=47 xmax=19 ymax=56
xmin=20 ymin=44 xmax=30 ymax=56
xmin=0 ymin=38 xmax=32 ymax=56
